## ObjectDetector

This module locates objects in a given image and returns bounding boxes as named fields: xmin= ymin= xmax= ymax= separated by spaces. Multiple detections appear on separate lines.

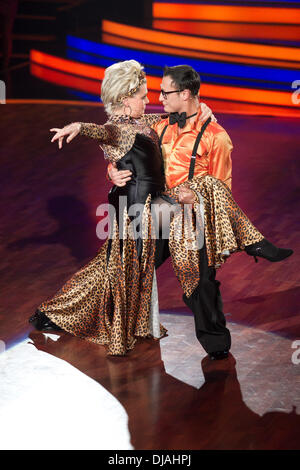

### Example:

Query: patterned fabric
xmin=80 ymin=113 xmax=165 ymax=163
xmin=39 ymin=198 xmax=167 ymax=356
xmin=152 ymin=107 xmax=233 ymax=190
xmin=165 ymin=176 xmax=264 ymax=297
xmin=38 ymin=116 xmax=168 ymax=355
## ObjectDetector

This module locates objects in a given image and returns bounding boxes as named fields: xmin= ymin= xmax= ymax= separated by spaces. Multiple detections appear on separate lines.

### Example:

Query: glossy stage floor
xmin=0 ymin=103 xmax=299 ymax=450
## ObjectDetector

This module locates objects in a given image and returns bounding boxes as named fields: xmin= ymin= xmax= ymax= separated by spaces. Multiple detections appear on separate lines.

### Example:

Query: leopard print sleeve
xmin=79 ymin=122 xmax=120 ymax=146
xmin=141 ymin=113 xmax=168 ymax=127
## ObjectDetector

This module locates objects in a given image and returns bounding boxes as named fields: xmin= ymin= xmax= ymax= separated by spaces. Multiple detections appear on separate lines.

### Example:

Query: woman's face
xmin=124 ymin=82 xmax=149 ymax=118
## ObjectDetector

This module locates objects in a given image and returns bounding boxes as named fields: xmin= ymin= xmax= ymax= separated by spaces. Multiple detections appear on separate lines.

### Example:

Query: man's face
xmin=159 ymin=75 xmax=183 ymax=113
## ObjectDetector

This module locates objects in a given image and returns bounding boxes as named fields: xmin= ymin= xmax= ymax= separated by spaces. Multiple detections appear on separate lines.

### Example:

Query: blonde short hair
xmin=101 ymin=60 xmax=146 ymax=115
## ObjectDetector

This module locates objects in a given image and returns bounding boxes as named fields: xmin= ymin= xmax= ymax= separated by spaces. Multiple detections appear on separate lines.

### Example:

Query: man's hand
xmin=200 ymin=102 xmax=217 ymax=123
xmin=108 ymin=162 xmax=132 ymax=187
xmin=50 ymin=122 xmax=81 ymax=149
xmin=178 ymin=185 xmax=198 ymax=204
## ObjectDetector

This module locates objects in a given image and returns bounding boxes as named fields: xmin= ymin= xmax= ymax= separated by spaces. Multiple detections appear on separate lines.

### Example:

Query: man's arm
xmin=209 ymin=130 xmax=233 ymax=190
xmin=107 ymin=162 xmax=132 ymax=186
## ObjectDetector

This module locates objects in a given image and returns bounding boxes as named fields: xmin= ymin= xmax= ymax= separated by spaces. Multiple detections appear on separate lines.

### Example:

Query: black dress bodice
xmin=107 ymin=133 xmax=165 ymax=260
xmin=108 ymin=133 xmax=165 ymax=208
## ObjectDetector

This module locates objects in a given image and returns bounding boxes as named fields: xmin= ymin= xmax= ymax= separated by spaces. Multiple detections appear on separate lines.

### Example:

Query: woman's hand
xmin=199 ymin=102 xmax=217 ymax=123
xmin=50 ymin=122 xmax=81 ymax=149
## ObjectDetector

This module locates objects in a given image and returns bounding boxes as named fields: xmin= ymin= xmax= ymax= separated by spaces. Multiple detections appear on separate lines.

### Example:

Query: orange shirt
xmin=152 ymin=109 xmax=233 ymax=190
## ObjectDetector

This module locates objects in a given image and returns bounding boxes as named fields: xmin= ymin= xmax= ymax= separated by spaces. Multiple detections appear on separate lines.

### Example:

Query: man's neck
xmin=175 ymin=99 xmax=200 ymax=132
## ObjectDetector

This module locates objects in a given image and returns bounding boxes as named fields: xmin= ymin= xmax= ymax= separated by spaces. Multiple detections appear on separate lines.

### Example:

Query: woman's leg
xmin=184 ymin=176 xmax=293 ymax=265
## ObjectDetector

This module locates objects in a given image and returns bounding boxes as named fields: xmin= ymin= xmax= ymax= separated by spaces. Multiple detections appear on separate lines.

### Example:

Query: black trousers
xmin=155 ymin=237 xmax=231 ymax=354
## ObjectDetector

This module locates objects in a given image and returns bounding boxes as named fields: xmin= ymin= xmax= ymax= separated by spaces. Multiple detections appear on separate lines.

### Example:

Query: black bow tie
xmin=169 ymin=112 xmax=197 ymax=129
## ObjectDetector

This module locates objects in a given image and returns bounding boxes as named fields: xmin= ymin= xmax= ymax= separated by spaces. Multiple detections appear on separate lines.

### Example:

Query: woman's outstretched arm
xmin=50 ymin=122 xmax=116 ymax=149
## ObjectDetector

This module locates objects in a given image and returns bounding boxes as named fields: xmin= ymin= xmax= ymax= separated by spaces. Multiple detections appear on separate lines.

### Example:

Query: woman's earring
xmin=123 ymin=104 xmax=132 ymax=116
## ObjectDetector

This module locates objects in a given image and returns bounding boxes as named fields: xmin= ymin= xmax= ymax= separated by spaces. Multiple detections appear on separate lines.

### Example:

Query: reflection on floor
xmin=159 ymin=313 xmax=300 ymax=416
xmin=2 ymin=313 xmax=299 ymax=450
xmin=0 ymin=337 xmax=132 ymax=450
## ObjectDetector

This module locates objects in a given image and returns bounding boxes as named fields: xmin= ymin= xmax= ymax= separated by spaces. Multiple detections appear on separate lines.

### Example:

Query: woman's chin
xmin=133 ymin=112 xmax=144 ymax=119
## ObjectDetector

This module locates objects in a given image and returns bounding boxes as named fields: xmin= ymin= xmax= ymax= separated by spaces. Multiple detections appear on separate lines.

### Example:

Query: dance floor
xmin=0 ymin=103 xmax=299 ymax=450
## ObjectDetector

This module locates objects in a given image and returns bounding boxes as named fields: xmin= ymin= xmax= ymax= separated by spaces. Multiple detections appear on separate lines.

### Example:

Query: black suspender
xmin=188 ymin=117 xmax=211 ymax=180
xmin=158 ymin=124 xmax=168 ymax=147
xmin=159 ymin=116 xmax=211 ymax=181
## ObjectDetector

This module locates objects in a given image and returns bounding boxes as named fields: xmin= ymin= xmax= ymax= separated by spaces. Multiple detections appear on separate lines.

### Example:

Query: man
xmin=109 ymin=65 xmax=233 ymax=360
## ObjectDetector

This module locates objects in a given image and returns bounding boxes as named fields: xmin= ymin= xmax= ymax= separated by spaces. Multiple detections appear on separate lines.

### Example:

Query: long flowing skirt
xmin=38 ymin=195 xmax=167 ymax=355
xmin=37 ymin=175 xmax=264 ymax=353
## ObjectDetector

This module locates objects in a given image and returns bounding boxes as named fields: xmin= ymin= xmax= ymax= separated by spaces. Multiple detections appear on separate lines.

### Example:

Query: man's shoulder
xmin=204 ymin=120 xmax=232 ymax=146
xmin=152 ymin=114 xmax=169 ymax=132
xmin=210 ymin=122 xmax=233 ymax=152
xmin=198 ymin=119 xmax=229 ymax=136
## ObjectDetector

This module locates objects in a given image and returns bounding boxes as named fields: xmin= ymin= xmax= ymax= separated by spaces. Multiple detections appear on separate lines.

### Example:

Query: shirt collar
xmin=168 ymin=107 xmax=203 ymax=134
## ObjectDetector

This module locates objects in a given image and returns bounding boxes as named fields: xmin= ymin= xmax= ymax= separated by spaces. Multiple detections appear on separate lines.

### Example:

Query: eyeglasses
xmin=160 ymin=89 xmax=181 ymax=99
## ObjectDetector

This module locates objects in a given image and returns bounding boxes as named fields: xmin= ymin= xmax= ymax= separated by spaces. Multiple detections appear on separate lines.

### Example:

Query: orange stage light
xmin=30 ymin=50 xmax=161 ymax=91
xmin=152 ymin=20 xmax=300 ymax=42
xmin=31 ymin=63 xmax=102 ymax=95
xmin=30 ymin=50 xmax=106 ymax=81
xmin=6 ymin=99 xmax=104 ymax=107
xmin=102 ymin=32 xmax=300 ymax=70
xmin=32 ymin=56 xmax=295 ymax=108
xmin=152 ymin=3 xmax=300 ymax=24
xmin=201 ymin=98 xmax=300 ymax=118
xmin=102 ymin=20 xmax=300 ymax=63
xmin=200 ymin=83 xmax=294 ymax=107
xmin=30 ymin=62 xmax=160 ymax=102
xmin=30 ymin=52 xmax=299 ymax=117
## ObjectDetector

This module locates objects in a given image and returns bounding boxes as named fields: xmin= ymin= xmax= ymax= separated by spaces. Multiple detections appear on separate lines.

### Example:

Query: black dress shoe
xmin=245 ymin=238 xmax=293 ymax=263
xmin=29 ymin=310 xmax=62 ymax=331
xmin=209 ymin=349 xmax=229 ymax=360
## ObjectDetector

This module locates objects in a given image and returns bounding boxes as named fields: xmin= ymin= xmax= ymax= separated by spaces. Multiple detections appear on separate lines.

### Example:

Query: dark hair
xmin=163 ymin=65 xmax=201 ymax=96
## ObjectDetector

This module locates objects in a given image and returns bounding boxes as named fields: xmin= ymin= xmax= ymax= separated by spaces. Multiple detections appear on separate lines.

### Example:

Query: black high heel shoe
xmin=245 ymin=238 xmax=293 ymax=263
xmin=29 ymin=309 xmax=63 ymax=331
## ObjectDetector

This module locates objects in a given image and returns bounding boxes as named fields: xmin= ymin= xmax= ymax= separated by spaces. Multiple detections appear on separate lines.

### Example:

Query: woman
xmin=30 ymin=60 xmax=292 ymax=355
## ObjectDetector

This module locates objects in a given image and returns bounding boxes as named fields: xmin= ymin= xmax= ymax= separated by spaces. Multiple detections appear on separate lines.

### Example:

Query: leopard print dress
xmin=37 ymin=114 xmax=168 ymax=356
